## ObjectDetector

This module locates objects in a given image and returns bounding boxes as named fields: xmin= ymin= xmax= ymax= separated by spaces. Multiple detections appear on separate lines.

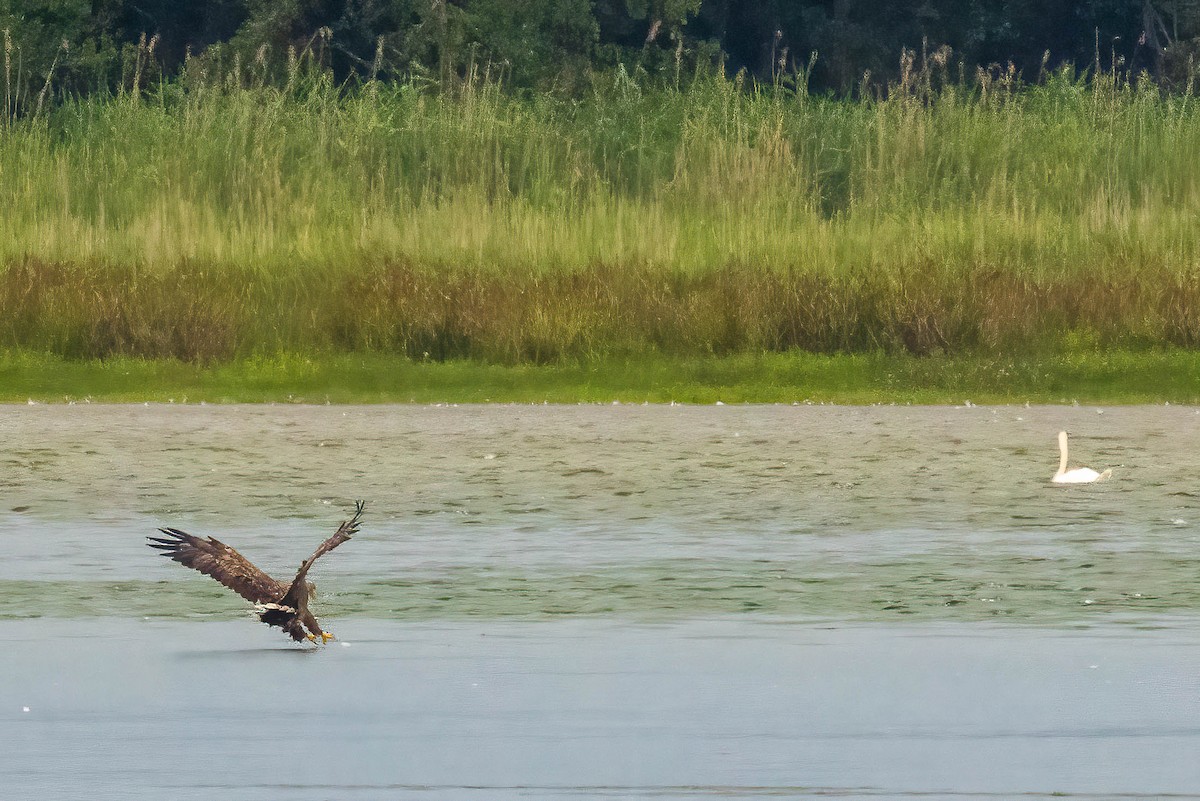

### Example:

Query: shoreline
xmin=3 ymin=349 xmax=1198 ymax=405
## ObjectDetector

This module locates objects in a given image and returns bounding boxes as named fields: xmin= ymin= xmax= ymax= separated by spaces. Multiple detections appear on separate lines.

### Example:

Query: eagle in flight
xmin=148 ymin=501 xmax=365 ymax=643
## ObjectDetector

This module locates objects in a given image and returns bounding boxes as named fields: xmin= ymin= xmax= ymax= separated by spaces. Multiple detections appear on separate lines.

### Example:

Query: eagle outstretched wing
xmin=278 ymin=501 xmax=365 ymax=612
xmin=148 ymin=528 xmax=288 ymax=604
xmin=288 ymin=500 xmax=365 ymax=588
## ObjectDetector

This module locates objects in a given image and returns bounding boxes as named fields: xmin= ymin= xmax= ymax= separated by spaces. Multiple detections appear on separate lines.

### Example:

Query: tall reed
xmin=2 ymin=60 xmax=1199 ymax=361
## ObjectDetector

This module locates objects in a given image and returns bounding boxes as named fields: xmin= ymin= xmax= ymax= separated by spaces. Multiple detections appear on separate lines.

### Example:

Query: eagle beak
xmin=321 ymin=632 xmax=336 ymax=643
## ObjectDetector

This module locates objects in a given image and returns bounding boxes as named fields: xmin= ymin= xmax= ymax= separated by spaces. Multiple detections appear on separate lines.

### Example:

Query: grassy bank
xmin=4 ymin=350 xmax=1198 ymax=405
xmin=1 ymin=66 xmax=1200 ymax=366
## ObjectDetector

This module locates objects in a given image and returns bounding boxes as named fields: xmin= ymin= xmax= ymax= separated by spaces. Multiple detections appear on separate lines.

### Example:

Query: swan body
xmin=1051 ymin=430 xmax=1111 ymax=484
xmin=1054 ymin=466 xmax=1107 ymax=484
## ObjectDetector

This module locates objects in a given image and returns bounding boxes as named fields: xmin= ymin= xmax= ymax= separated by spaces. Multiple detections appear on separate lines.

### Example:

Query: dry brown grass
xmin=5 ymin=257 xmax=1198 ymax=362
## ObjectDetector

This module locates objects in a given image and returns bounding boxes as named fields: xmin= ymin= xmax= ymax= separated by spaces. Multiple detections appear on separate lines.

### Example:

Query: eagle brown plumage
xmin=148 ymin=500 xmax=364 ymax=643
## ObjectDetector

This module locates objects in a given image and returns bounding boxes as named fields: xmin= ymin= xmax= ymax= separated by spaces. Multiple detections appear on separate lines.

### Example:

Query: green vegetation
xmin=3 ymin=68 xmax=1200 ymax=358
xmin=2 ymin=40 xmax=1200 ymax=401
xmin=5 ymin=350 xmax=1199 ymax=405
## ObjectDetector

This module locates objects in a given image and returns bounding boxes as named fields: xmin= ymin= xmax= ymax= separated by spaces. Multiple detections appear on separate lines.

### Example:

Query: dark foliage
xmin=2 ymin=1 xmax=1198 ymax=101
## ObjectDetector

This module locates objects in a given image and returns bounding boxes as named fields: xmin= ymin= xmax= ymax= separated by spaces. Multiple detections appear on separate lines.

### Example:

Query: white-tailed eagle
xmin=148 ymin=501 xmax=364 ymax=643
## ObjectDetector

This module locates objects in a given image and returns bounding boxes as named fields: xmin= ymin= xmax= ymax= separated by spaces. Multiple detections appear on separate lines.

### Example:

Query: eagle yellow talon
xmin=306 ymin=633 xmax=317 ymax=642
xmin=321 ymin=632 xmax=335 ymax=643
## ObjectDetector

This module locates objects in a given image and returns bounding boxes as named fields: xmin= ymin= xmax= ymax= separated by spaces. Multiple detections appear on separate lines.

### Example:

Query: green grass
xmin=2 ymin=64 xmax=1200 ymax=371
xmin=4 ymin=350 xmax=1198 ymax=405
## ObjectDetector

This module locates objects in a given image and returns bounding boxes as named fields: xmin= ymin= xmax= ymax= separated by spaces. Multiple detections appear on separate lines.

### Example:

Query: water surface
xmin=2 ymin=404 xmax=1199 ymax=798
xmin=3 ymin=403 xmax=1198 ymax=621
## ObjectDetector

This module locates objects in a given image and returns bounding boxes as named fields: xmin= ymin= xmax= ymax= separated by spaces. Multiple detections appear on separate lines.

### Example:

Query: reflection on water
xmin=1 ymin=404 xmax=1199 ymax=622
xmin=3 ymin=404 xmax=1200 ymax=799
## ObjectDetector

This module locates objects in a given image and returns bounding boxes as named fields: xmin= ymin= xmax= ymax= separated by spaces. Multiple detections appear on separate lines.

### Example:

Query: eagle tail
xmin=255 ymin=603 xmax=311 ymax=642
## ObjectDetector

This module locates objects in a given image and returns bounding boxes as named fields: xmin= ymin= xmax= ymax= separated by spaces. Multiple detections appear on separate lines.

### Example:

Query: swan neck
xmin=1057 ymin=431 xmax=1069 ymax=476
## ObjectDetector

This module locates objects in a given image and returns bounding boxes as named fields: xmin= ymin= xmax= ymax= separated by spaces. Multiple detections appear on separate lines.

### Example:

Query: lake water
xmin=2 ymin=404 xmax=1199 ymax=798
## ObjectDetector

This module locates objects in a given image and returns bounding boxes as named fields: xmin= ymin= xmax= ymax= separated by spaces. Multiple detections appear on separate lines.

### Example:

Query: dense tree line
xmin=5 ymin=0 xmax=1200 ymax=101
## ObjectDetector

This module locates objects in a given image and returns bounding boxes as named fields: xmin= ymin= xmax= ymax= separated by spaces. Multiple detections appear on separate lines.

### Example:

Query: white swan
xmin=1051 ymin=430 xmax=1112 ymax=484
